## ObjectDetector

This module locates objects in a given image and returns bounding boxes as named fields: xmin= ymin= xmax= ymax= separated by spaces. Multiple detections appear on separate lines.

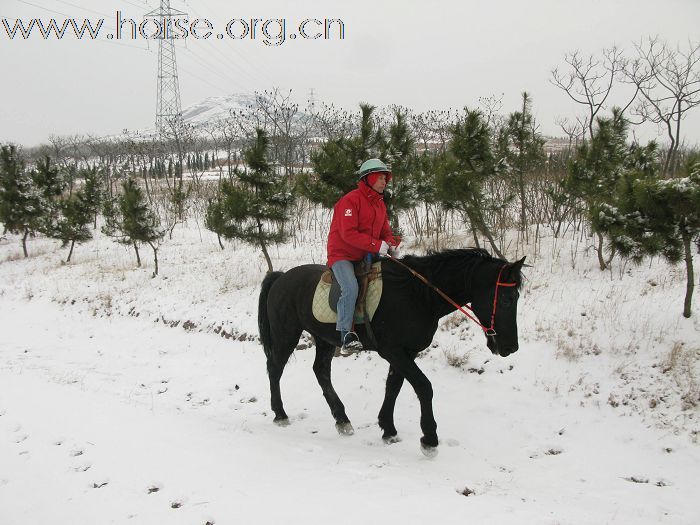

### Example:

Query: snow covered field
xmin=1 ymin=222 xmax=699 ymax=525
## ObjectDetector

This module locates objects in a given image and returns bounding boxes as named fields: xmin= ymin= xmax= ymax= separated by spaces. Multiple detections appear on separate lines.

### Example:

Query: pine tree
xmin=81 ymin=166 xmax=104 ymax=229
xmin=383 ymin=108 xmax=418 ymax=237
xmin=204 ymin=195 xmax=227 ymax=250
xmin=0 ymin=145 xmax=43 ymax=257
xmin=102 ymin=178 xmax=165 ymax=276
xmin=565 ymin=108 xmax=628 ymax=269
xmin=500 ymin=92 xmax=546 ymax=237
xmin=56 ymin=190 xmax=92 ymax=262
xmin=209 ymin=128 xmax=293 ymax=272
xmin=31 ymin=156 xmax=65 ymax=238
xmin=594 ymin=159 xmax=700 ymax=317
xmin=435 ymin=109 xmax=505 ymax=258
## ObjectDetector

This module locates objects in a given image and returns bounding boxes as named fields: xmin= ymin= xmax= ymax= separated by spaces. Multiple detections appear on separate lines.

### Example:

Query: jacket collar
xmin=357 ymin=180 xmax=384 ymax=202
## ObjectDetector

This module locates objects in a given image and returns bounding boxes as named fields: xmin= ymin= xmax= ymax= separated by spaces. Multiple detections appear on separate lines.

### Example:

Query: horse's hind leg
xmin=378 ymin=365 xmax=404 ymax=443
xmin=312 ymin=338 xmax=353 ymax=435
xmin=266 ymin=331 xmax=301 ymax=426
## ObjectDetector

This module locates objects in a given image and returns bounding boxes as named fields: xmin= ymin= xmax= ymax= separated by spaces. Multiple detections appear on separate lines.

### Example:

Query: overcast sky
xmin=2 ymin=0 xmax=699 ymax=147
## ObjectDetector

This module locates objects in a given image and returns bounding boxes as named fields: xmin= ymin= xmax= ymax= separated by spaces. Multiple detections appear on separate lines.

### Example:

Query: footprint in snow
xmin=74 ymin=463 xmax=92 ymax=472
xmin=15 ymin=434 xmax=28 ymax=444
xmin=92 ymin=480 xmax=109 ymax=489
xmin=545 ymin=447 xmax=564 ymax=456
xmin=146 ymin=484 xmax=162 ymax=494
xmin=530 ymin=447 xmax=564 ymax=458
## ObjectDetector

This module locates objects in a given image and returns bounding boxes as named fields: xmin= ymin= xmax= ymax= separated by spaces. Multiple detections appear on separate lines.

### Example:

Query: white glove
xmin=388 ymin=244 xmax=401 ymax=258
xmin=378 ymin=240 xmax=390 ymax=256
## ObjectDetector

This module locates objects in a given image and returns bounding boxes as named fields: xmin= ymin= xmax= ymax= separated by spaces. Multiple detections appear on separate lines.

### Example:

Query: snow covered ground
xmin=1 ymin=221 xmax=699 ymax=524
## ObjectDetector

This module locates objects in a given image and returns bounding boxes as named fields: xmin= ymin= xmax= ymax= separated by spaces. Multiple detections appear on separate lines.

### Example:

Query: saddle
xmin=311 ymin=260 xmax=383 ymax=324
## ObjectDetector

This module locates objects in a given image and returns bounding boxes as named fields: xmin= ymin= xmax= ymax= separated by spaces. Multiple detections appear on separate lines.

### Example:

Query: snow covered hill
xmin=180 ymin=93 xmax=259 ymax=125
xmin=0 ymin=222 xmax=698 ymax=524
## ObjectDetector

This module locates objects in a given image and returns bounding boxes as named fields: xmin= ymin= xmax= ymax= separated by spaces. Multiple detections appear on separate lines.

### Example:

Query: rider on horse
xmin=327 ymin=158 xmax=400 ymax=353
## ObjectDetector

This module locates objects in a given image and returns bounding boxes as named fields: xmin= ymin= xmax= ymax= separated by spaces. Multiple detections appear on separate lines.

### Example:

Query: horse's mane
xmin=385 ymin=248 xmax=522 ymax=290
xmin=401 ymin=248 xmax=500 ymax=276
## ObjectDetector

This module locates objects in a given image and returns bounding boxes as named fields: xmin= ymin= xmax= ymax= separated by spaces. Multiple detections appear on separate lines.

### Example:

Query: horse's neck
xmin=423 ymin=262 xmax=478 ymax=319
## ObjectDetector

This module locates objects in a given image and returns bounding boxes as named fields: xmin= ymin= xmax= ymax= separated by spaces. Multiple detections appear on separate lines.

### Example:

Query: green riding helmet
xmin=356 ymin=158 xmax=392 ymax=181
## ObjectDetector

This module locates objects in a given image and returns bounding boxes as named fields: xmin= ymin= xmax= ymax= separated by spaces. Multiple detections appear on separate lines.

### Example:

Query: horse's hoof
xmin=383 ymin=434 xmax=401 ymax=445
xmin=420 ymin=443 xmax=438 ymax=458
xmin=274 ymin=417 xmax=290 ymax=427
xmin=336 ymin=422 xmax=354 ymax=436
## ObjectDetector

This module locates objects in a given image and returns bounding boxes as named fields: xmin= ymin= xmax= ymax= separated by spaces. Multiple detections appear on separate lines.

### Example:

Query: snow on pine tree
xmin=102 ymin=177 xmax=165 ymax=276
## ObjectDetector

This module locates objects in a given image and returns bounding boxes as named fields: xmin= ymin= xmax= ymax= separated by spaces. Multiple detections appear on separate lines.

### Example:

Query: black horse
xmin=258 ymin=248 xmax=525 ymax=455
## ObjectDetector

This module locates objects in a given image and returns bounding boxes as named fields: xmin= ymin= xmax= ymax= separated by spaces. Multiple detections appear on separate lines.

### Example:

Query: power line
xmin=181 ymin=45 xmax=250 ymax=93
xmin=119 ymin=0 xmax=152 ymax=11
xmin=13 ymin=0 xmax=72 ymax=18
xmin=182 ymin=0 xmax=277 ymax=88
xmin=52 ymin=0 xmax=112 ymax=18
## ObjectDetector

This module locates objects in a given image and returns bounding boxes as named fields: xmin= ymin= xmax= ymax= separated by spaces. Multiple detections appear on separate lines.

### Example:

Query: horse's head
xmin=470 ymin=256 xmax=525 ymax=357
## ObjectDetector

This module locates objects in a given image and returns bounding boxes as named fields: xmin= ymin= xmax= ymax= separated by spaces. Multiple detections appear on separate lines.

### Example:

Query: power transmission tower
xmin=145 ymin=1 xmax=187 ymax=138
xmin=308 ymin=88 xmax=317 ymax=111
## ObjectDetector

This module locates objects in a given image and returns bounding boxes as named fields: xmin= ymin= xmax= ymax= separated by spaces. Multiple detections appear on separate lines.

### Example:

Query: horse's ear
xmin=511 ymin=256 xmax=527 ymax=270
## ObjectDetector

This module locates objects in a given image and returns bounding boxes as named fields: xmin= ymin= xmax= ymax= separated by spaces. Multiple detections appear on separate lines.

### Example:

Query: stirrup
xmin=339 ymin=331 xmax=363 ymax=356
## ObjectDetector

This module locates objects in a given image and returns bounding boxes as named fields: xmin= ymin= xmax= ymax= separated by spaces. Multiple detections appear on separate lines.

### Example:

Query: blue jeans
xmin=331 ymin=260 xmax=358 ymax=333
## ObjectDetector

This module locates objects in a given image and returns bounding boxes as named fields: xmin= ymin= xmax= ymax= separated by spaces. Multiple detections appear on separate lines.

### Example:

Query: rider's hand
xmin=378 ymin=240 xmax=390 ymax=256
xmin=388 ymin=244 xmax=401 ymax=258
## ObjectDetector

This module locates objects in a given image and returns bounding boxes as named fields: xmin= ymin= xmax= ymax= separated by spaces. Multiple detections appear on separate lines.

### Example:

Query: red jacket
xmin=327 ymin=181 xmax=396 ymax=267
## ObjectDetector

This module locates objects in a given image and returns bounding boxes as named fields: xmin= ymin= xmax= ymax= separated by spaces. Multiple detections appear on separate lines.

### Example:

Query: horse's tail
xmin=258 ymin=271 xmax=284 ymax=359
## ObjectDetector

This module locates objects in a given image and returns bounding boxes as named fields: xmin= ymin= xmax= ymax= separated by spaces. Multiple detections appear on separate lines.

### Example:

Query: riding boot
xmin=339 ymin=331 xmax=363 ymax=355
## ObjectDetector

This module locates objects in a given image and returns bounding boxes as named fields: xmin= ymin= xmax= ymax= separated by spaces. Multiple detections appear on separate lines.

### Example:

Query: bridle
xmin=383 ymin=254 xmax=518 ymax=336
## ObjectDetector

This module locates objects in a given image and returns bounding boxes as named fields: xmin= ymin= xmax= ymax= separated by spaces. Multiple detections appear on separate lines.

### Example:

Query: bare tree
xmin=311 ymin=102 xmax=355 ymax=142
xmin=555 ymin=115 xmax=587 ymax=149
xmin=551 ymin=46 xmax=635 ymax=140
xmin=624 ymin=36 xmax=700 ymax=176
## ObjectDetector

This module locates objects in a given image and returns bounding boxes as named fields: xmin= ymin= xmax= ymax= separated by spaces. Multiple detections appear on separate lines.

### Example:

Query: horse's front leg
xmin=380 ymin=349 xmax=438 ymax=456
xmin=378 ymin=365 xmax=404 ymax=443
